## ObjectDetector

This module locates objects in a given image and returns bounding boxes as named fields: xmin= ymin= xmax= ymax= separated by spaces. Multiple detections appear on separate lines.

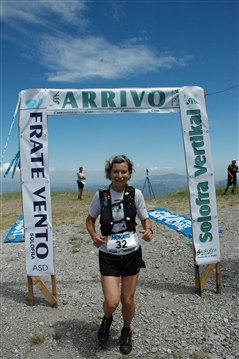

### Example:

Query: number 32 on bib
xmin=107 ymin=232 xmax=136 ymax=253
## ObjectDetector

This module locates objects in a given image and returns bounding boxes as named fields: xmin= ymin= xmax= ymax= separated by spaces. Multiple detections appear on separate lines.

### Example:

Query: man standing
xmin=77 ymin=167 xmax=86 ymax=199
xmin=224 ymin=159 xmax=238 ymax=194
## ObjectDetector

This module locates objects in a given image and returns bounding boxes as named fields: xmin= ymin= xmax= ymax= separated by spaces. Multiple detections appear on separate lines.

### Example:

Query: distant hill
xmin=135 ymin=173 xmax=187 ymax=186
xmin=133 ymin=173 xmax=188 ymax=197
xmin=216 ymin=179 xmax=227 ymax=187
xmin=84 ymin=174 xmax=226 ymax=198
xmin=1 ymin=173 xmax=226 ymax=196
xmin=84 ymin=184 xmax=107 ymax=193
xmin=84 ymin=173 xmax=188 ymax=198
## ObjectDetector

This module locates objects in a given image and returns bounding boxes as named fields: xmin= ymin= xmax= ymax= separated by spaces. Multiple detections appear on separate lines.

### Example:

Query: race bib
xmin=107 ymin=232 xmax=136 ymax=253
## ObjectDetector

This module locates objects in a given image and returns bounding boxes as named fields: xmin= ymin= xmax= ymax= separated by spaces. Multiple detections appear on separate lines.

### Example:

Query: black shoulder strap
xmin=123 ymin=185 xmax=135 ymax=200
xmin=99 ymin=184 xmax=135 ymax=205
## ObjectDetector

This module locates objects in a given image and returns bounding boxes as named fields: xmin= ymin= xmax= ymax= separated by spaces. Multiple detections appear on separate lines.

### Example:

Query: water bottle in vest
xmin=101 ymin=192 xmax=108 ymax=207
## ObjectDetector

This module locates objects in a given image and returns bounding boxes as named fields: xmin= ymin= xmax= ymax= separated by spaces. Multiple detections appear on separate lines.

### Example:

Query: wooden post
xmin=216 ymin=262 xmax=221 ymax=294
xmin=27 ymin=275 xmax=57 ymax=307
xmin=194 ymin=262 xmax=221 ymax=296
xmin=27 ymin=275 xmax=34 ymax=306
xmin=51 ymin=275 xmax=58 ymax=308
xmin=194 ymin=262 xmax=201 ymax=296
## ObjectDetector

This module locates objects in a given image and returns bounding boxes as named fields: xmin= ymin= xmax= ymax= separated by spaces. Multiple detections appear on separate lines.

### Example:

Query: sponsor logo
xmin=49 ymin=91 xmax=60 ymax=105
xmin=172 ymin=89 xmax=179 ymax=106
xmin=111 ymin=233 xmax=130 ymax=241
xmin=184 ymin=94 xmax=199 ymax=105
xmin=197 ymin=248 xmax=217 ymax=257
xmin=25 ymin=98 xmax=43 ymax=109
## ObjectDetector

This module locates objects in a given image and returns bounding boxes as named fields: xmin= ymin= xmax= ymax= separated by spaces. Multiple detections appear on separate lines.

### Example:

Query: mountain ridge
xmin=1 ymin=173 xmax=226 ymax=196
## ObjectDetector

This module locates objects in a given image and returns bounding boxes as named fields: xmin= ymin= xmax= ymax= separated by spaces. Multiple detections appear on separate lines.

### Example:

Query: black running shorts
xmin=99 ymin=246 xmax=145 ymax=277
xmin=227 ymin=177 xmax=237 ymax=186
xmin=77 ymin=180 xmax=84 ymax=189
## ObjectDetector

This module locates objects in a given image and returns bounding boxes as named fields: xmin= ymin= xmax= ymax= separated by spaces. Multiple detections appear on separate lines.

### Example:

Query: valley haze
xmin=1 ymin=173 xmax=226 ymax=196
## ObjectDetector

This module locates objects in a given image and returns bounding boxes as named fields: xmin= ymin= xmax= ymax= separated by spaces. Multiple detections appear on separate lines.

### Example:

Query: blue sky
xmin=1 ymin=0 xmax=238 ymax=190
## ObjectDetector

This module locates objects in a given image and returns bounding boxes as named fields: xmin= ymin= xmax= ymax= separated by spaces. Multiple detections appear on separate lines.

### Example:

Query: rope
xmin=206 ymin=84 xmax=239 ymax=96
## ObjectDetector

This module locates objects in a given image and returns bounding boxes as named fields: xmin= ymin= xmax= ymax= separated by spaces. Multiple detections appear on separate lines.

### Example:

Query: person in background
xmin=77 ymin=167 xmax=86 ymax=199
xmin=224 ymin=159 xmax=238 ymax=195
xmin=86 ymin=155 xmax=153 ymax=355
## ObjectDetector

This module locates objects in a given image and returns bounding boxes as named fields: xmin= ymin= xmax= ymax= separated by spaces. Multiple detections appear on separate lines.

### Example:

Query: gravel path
xmin=1 ymin=206 xmax=238 ymax=359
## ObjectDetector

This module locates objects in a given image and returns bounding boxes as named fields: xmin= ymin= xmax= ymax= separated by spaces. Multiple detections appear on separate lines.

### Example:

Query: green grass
xmin=69 ymin=236 xmax=79 ymax=241
xmin=29 ymin=333 xmax=45 ymax=345
xmin=69 ymin=235 xmax=82 ymax=253
xmin=1 ymin=187 xmax=238 ymax=230
xmin=157 ymin=186 xmax=238 ymax=213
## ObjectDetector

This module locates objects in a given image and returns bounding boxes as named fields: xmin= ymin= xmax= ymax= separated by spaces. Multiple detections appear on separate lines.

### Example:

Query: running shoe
xmin=120 ymin=329 xmax=132 ymax=354
xmin=97 ymin=315 xmax=112 ymax=344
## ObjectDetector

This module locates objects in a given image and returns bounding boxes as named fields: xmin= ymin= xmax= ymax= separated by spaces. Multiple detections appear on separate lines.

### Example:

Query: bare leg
xmin=101 ymin=275 xmax=120 ymax=317
xmin=118 ymin=274 xmax=139 ymax=355
xmin=97 ymin=276 xmax=120 ymax=344
xmin=121 ymin=273 xmax=139 ymax=327
xmin=78 ymin=188 xmax=83 ymax=199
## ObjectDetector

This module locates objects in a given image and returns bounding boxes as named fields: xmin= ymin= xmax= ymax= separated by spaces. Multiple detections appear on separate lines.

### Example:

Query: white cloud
xmin=38 ymin=34 xmax=192 ymax=82
xmin=0 ymin=162 xmax=20 ymax=175
xmin=0 ymin=163 xmax=10 ymax=172
xmin=84 ymin=168 xmax=103 ymax=173
xmin=1 ymin=1 xmax=88 ymax=28
xmin=1 ymin=1 xmax=193 ymax=82
xmin=148 ymin=167 xmax=160 ymax=171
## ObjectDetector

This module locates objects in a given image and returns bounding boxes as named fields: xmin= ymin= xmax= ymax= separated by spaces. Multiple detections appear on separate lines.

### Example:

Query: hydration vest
xmin=99 ymin=184 xmax=137 ymax=236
